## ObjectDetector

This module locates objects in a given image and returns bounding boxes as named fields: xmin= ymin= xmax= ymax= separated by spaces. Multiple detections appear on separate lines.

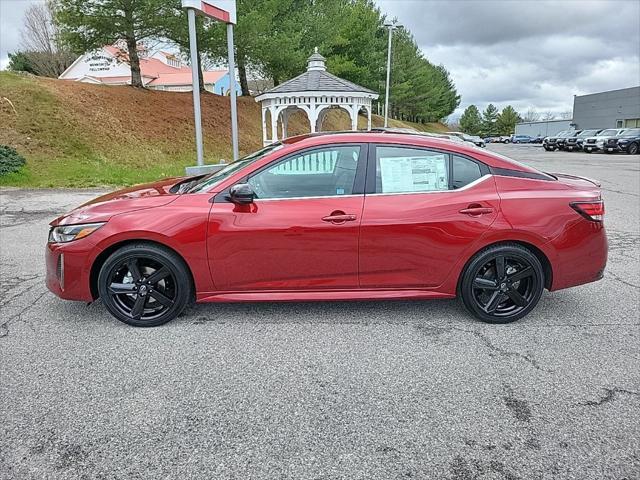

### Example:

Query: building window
xmin=624 ymin=118 xmax=640 ymax=128
xmin=616 ymin=120 xmax=623 ymax=128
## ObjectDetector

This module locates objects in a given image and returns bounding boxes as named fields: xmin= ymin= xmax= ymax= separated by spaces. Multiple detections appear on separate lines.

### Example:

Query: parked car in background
xmin=500 ymin=136 xmax=512 ymax=143
xmin=45 ymin=131 xmax=608 ymax=327
xmin=583 ymin=128 xmax=627 ymax=153
xmin=555 ymin=130 xmax=580 ymax=150
xmin=543 ymin=130 xmax=573 ymax=151
xmin=564 ymin=129 xmax=602 ymax=151
xmin=446 ymin=132 xmax=486 ymax=148
xmin=511 ymin=135 xmax=533 ymax=144
xmin=467 ymin=135 xmax=486 ymax=148
xmin=603 ymin=128 xmax=640 ymax=154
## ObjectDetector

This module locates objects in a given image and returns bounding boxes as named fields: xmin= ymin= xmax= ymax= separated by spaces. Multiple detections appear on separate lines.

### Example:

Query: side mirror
xmin=228 ymin=183 xmax=255 ymax=205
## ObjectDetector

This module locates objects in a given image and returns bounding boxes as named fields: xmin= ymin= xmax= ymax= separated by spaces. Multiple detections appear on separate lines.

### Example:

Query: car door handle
xmin=322 ymin=213 xmax=357 ymax=223
xmin=459 ymin=206 xmax=494 ymax=216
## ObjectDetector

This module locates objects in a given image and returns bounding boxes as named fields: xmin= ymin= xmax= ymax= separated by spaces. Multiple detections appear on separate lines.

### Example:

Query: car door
xmin=207 ymin=144 xmax=367 ymax=291
xmin=359 ymin=144 xmax=500 ymax=289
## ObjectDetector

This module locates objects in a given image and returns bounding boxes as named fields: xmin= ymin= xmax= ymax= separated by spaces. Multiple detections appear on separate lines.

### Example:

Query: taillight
xmin=571 ymin=200 xmax=604 ymax=222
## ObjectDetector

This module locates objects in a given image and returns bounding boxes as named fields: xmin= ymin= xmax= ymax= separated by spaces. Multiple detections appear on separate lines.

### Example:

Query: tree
xmin=15 ymin=2 xmax=75 ymax=77
xmin=541 ymin=111 xmax=555 ymax=121
xmin=55 ymin=0 xmax=174 ymax=87
xmin=459 ymin=105 xmax=482 ymax=135
xmin=522 ymin=108 xmax=540 ymax=122
xmin=496 ymin=105 xmax=520 ymax=135
xmin=481 ymin=104 xmax=500 ymax=136
xmin=7 ymin=52 xmax=38 ymax=74
xmin=559 ymin=110 xmax=572 ymax=120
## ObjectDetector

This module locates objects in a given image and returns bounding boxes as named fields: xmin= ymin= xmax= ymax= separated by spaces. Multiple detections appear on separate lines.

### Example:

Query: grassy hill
xmin=0 ymin=72 xmax=448 ymax=187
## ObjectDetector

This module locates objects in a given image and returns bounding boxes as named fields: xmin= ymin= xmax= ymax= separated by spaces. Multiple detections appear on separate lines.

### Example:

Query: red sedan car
xmin=46 ymin=132 xmax=607 ymax=327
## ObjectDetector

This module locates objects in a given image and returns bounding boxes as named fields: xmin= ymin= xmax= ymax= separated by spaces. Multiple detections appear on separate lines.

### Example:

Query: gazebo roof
xmin=260 ymin=48 xmax=377 ymax=96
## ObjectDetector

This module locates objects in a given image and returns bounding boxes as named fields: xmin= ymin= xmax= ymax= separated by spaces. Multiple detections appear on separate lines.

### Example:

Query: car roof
xmin=280 ymin=131 xmax=543 ymax=174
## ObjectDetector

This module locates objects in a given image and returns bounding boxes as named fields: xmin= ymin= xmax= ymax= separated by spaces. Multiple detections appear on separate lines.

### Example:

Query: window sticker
xmin=379 ymin=154 xmax=448 ymax=193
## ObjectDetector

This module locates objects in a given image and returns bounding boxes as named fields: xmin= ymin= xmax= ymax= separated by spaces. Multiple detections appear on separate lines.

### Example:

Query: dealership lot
xmin=1 ymin=145 xmax=638 ymax=479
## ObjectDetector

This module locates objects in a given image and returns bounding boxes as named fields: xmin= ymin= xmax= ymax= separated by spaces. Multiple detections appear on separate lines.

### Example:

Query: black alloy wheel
xmin=98 ymin=243 xmax=192 ymax=327
xmin=460 ymin=244 xmax=545 ymax=324
xmin=628 ymin=143 xmax=639 ymax=155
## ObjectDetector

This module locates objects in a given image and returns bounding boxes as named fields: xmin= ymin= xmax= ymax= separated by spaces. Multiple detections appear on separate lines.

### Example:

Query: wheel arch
xmin=89 ymin=239 xmax=196 ymax=301
xmin=456 ymin=239 xmax=553 ymax=293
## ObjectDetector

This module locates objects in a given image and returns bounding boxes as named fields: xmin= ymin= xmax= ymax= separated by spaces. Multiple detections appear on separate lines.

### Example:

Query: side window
xmin=375 ymin=146 xmax=449 ymax=193
xmin=248 ymin=145 xmax=361 ymax=199
xmin=452 ymin=155 xmax=482 ymax=189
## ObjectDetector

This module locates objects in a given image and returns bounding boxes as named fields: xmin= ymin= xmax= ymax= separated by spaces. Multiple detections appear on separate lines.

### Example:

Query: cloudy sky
xmin=1 ymin=0 xmax=638 ymax=119
xmin=375 ymin=0 xmax=640 ymax=119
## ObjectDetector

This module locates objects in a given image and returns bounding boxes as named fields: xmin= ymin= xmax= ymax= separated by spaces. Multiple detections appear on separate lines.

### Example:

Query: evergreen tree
xmin=459 ymin=105 xmax=482 ymax=135
xmin=481 ymin=104 xmax=500 ymax=136
xmin=496 ymin=105 xmax=520 ymax=135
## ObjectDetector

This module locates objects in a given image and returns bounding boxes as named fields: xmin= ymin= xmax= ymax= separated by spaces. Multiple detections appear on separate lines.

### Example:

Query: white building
xmin=515 ymin=119 xmax=573 ymax=137
xmin=59 ymin=45 xmax=241 ymax=95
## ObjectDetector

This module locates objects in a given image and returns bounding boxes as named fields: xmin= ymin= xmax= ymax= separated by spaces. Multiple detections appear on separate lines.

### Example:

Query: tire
xmin=504 ymin=140 xmax=510 ymax=144
xmin=98 ymin=243 xmax=192 ymax=327
xmin=628 ymin=143 xmax=639 ymax=155
xmin=459 ymin=244 xmax=545 ymax=324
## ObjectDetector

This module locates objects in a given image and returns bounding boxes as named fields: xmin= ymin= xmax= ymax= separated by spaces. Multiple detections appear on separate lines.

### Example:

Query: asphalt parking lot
xmin=1 ymin=144 xmax=639 ymax=479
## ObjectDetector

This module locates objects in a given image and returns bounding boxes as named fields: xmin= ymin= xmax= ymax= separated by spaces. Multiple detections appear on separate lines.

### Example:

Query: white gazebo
xmin=255 ymin=49 xmax=379 ymax=145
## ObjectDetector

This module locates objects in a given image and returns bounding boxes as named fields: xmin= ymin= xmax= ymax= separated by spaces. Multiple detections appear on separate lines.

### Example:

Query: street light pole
xmin=383 ymin=21 xmax=402 ymax=128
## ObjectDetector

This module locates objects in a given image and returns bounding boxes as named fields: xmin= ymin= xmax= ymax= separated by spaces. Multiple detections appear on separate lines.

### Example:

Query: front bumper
xmin=583 ymin=142 xmax=602 ymax=152
xmin=45 ymin=240 xmax=97 ymax=302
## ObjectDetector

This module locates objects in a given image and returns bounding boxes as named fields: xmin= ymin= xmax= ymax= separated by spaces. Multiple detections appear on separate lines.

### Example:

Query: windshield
xmin=578 ymin=130 xmax=599 ymax=137
xmin=598 ymin=129 xmax=618 ymax=136
xmin=559 ymin=131 xmax=574 ymax=137
xmin=621 ymin=129 xmax=640 ymax=137
xmin=188 ymin=143 xmax=284 ymax=193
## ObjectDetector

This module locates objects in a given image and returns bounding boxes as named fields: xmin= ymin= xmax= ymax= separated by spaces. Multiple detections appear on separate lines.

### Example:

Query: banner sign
xmin=182 ymin=0 xmax=237 ymax=24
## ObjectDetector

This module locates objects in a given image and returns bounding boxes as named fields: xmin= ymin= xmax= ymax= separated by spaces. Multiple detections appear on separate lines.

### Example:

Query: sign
xmin=181 ymin=0 xmax=236 ymax=24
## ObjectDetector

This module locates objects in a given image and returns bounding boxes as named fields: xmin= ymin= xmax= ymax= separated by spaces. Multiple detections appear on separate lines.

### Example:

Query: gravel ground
xmin=1 ymin=145 xmax=639 ymax=480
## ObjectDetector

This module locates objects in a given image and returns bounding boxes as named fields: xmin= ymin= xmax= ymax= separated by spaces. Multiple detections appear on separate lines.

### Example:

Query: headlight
xmin=48 ymin=222 xmax=105 ymax=243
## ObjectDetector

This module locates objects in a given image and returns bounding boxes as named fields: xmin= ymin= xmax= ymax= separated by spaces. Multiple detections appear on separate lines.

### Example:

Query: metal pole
xmin=384 ymin=25 xmax=393 ymax=128
xmin=227 ymin=23 xmax=239 ymax=162
xmin=187 ymin=8 xmax=204 ymax=166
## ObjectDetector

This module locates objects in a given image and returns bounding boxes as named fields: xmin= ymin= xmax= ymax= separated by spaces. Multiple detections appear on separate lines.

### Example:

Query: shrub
xmin=0 ymin=145 xmax=26 ymax=176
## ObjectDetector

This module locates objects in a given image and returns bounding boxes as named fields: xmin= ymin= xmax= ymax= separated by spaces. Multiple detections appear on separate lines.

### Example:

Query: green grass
xmin=0 ymin=72 xmax=449 ymax=188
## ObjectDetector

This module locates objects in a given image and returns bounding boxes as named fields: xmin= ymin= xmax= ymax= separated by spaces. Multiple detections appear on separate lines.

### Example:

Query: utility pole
xmin=384 ymin=21 xmax=402 ymax=128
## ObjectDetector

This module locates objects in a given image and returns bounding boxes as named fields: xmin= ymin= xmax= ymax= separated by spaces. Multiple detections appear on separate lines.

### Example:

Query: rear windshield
xmin=485 ymin=150 xmax=556 ymax=180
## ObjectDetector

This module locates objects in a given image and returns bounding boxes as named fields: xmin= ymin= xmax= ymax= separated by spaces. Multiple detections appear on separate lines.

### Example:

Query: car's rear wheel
xmin=459 ymin=244 xmax=545 ymax=324
xmin=628 ymin=142 xmax=639 ymax=155
xmin=98 ymin=243 xmax=192 ymax=327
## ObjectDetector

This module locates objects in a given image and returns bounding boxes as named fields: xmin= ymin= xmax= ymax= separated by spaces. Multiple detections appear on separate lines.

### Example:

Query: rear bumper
xmin=45 ymin=241 xmax=96 ymax=302
xmin=547 ymin=220 xmax=608 ymax=291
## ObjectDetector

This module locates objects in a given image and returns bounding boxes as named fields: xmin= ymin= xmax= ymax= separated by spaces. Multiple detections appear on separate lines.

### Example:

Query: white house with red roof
xmin=59 ymin=45 xmax=241 ymax=96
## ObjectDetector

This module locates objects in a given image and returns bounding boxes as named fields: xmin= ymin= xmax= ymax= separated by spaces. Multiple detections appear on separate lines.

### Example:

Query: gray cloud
xmin=376 ymin=0 xmax=640 ymax=118
xmin=0 ymin=0 xmax=43 ymax=69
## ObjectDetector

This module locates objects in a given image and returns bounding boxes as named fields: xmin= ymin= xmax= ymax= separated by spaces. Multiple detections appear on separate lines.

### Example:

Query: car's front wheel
xmin=98 ymin=243 xmax=192 ymax=327
xmin=627 ymin=142 xmax=639 ymax=155
xmin=459 ymin=244 xmax=545 ymax=324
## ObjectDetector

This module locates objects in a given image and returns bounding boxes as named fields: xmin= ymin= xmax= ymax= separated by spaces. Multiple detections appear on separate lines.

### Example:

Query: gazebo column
xmin=269 ymin=105 xmax=278 ymax=143
xmin=366 ymin=105 xmax=372 ymax=131
xmin=281 ymin=109 xmax=290 ymax=139
xmin=309 ymin=103 xmax=318 ymax=133
xmin=261 ymin=107 xmax=268 ymax=145
xmin=350 ymin=104 xmax=358 ymax=131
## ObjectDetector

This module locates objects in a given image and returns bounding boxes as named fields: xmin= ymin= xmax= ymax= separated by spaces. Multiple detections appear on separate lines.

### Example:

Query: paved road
xmin=1 ymin=145 xmax=639 ymax=479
